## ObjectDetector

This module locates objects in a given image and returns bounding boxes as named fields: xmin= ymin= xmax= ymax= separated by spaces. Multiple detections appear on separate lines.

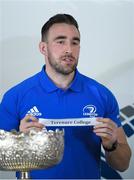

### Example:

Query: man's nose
xmin=65 ymin=43 xmax=72 ymax=54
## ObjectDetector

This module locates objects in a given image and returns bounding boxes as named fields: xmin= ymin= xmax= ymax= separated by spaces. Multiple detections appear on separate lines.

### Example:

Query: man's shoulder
xmin=80 ymin=73 xmax=118 ymax=109
xmin=80 ymin=73 xmax=112 ymax=95
xmin=3 ymin=72 xmax=41 ymax=98
xmin=80 ymin=73 xmax=103 ymax=87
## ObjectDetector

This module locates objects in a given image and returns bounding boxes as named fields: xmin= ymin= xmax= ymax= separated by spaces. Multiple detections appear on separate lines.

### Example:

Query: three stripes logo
xmin=27 ymin=106 xmax=42 ymax=117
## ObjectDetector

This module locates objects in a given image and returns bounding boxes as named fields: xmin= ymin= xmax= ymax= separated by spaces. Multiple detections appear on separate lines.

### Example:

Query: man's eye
xmin=57 ymin=41 xmax=64 ymax=44
xmin=72 ymin=41 xmax=79 ymax=45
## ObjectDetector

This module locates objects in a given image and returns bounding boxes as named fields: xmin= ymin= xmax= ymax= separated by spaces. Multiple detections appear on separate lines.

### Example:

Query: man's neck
xmin=45 ymin=67 xmax=75 ymax=90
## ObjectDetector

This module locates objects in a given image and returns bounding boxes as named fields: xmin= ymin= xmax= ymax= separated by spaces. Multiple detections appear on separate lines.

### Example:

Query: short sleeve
xmin=104 ymin=90 xmax=121 ymax=127
xmin=0 ymin=91 xmax=19 ymax=131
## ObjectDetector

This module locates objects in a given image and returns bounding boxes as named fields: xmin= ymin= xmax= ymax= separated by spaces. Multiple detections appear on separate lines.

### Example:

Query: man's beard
xmin=48 ymin=55 xmax=78 ymax=75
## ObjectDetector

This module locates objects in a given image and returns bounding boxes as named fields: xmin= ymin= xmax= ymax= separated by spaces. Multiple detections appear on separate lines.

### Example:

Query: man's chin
xmin=57 ymin=67 xmax=76 ymax=75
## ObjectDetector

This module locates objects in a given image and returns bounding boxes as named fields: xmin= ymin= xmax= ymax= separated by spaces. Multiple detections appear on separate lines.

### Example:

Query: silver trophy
xmin=0 ymin=128 xmax=64 ymax=179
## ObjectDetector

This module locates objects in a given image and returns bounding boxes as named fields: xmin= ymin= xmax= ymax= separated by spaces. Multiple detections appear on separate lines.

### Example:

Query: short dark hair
xmin=41 ymin=14 xmax=79 ymax=41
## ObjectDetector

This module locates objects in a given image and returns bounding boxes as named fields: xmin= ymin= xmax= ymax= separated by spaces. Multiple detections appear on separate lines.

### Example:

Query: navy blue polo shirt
xmin=0 ymin=66 xmax=121 ymax=179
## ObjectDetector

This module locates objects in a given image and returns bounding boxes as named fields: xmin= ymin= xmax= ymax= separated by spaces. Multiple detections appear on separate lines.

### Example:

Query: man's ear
xmin=39 ymin=42 xmax=47 ymax=55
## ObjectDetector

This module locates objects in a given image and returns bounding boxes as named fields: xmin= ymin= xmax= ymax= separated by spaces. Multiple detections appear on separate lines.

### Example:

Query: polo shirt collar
xmin=39 ymin=65 xmax=82 ymax=93
xmin=69 ymin=69 xmax=82 ymax=92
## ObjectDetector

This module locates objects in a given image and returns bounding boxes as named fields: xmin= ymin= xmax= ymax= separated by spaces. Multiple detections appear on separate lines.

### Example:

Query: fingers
xmin=95 ymin=118 xmax=117 ymax=130
xmin=22 ymin=115 xmax=38 ymax=122
xmin=93 ymin=118 xmax=118 ymax=149
xmin=19 ymin=115 xmax=44 ymax=133
xmin=93 ymin=118 xmax=118 ymax=141
xmin=93 ymin=128 xmax=113 ymax=140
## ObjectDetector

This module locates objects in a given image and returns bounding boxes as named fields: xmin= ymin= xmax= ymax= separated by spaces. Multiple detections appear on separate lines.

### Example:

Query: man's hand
xmin=93 ymin=118 xmax=131 ymax=171
xmin=19 ymin=115 xmax=44 ymax=133
xmin=93 ymin=118 xmax=118 ymax=149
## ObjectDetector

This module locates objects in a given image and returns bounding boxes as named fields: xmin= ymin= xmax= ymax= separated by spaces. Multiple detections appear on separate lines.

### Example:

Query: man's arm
xmin=104 ymin=127 xmax=131 ymax=171
xmin=93 ymin=118 xmax=131 ymax=171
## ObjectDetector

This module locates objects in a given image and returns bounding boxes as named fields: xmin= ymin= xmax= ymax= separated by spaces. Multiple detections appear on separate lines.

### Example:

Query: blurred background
xmin=0 ymin=0 xmax=134 ymax=179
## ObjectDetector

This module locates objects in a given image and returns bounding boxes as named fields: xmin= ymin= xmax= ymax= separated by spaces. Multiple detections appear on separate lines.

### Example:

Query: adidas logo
xmin=27 ymin=106 xmax=42 ymax=117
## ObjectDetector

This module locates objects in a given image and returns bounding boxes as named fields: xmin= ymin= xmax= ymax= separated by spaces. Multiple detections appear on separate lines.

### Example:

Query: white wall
xmin=0 ymin=0 xmax=134 ymax=179
xmin=1 ymin=0 xmax=134 ymax=96
xmin=0 ymin=7 xmax=2 ymax=96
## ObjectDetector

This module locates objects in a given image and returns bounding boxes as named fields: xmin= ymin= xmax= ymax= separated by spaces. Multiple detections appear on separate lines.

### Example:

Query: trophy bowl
xmin=0 ymin=128 xmax=64 ymax=179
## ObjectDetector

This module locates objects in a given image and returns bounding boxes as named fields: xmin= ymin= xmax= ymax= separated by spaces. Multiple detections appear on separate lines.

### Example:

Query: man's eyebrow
xmin=54 ymin=36 xmax=80 ymax=42
xmin=73 ymin=37 xmax=80 ymax=42
xmin=54 ymin=36 xmax=67 ymax=41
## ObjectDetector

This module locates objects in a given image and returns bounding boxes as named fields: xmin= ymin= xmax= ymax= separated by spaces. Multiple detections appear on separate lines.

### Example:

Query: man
xmin=0 ymin=14 xmax=131 ymax=179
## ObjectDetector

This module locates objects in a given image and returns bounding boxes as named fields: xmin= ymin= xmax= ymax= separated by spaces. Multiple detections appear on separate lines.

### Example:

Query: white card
xmin=39 ymin=117 xmax=100 ymax=127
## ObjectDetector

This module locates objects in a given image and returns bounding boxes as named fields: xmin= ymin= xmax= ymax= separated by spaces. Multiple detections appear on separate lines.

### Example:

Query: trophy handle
xmin=19 ymin=171 xmax=31 ymax=179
